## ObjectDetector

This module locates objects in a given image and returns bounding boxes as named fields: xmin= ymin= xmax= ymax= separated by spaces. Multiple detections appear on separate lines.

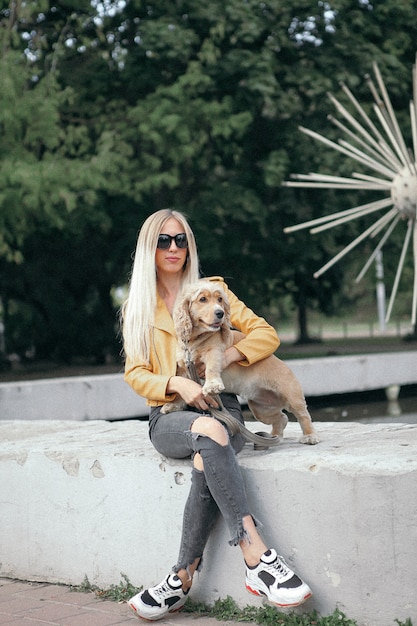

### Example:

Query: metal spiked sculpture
xmin=283 ymin=58 xmax=417 ymax=326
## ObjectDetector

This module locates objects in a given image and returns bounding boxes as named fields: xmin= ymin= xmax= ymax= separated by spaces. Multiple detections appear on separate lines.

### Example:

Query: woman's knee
xmin=193 ymin=452 xmax=204 ymax=471
xmin=191 ymin=416 xmax=229 ymax=446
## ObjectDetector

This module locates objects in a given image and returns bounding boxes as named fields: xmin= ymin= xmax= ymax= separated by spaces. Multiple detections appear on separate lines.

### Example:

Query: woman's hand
xmin=167 ymin=376 xmax=219 ymax=411
xmin=222 ymin=346 xmax=244 ymax=370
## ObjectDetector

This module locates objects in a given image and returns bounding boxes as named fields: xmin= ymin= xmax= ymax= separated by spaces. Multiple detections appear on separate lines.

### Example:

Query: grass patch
xmin=72 ymin=573 xmax=141 ymax=602
xmin=73 ymin=576 xmax=413 ymax=625
xmin=185 ymin=596 xmax=357 ymax=624
xmin=187 ymin=596 xmax=413 ymax=626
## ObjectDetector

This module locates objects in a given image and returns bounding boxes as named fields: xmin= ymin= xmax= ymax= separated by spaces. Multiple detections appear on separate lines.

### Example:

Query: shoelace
xmin=265 ymin=556 xmax=292 ymax=580
xmin=153 ymin=579 xmax=180 ymax=598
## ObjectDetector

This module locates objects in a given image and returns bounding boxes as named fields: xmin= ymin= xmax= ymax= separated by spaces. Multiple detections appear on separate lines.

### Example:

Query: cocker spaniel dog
xmin=161 ymin=280 xmax=319 ymax=445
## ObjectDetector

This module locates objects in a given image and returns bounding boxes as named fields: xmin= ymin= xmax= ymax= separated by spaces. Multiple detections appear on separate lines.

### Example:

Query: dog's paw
xmin=202 ymin=378 xmax=225 ymax=396
xmin=299 ymin=432 xmax=320 ymax=445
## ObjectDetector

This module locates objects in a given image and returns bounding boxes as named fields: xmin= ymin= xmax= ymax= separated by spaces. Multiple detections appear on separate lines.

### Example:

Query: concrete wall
xmin=1 ymin=419 xmax=416 ymax=626
xmin=1 ymin=351 xmax=417 ymax=421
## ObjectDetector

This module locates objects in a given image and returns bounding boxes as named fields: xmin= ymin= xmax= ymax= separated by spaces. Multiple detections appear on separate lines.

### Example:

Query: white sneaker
xmin=245 ymin=549 xmax=312 ymax=608
xmin=128 ymin=573 xmax=188 ymax=621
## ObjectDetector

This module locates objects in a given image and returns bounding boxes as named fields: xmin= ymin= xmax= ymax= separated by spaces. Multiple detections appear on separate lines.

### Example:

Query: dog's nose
xmin=215 ymin=309 xmax=224 ymax=319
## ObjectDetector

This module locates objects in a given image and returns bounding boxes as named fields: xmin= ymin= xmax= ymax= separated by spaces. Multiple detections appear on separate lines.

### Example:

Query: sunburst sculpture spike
xmin=412 ymin=221 xmax=417 ymax=318
xmin=330 ymin=84 xmax=402 ymax=168
xmin=352 ymin=172 xmax=392 ymax=185
xmin=312 ymin=208 xmax=398 ymax=278
xmin=283 ymin=59 xmax=417 ymax=326
xmin=284 ymin=201 xmax=379 ymax=234
xmin=310 ymin=198 xmax=394 ymax=234
xmin=372 ymin=102 xmax=411 ymax=170
xmin=385 ymin=219 xmax=413 ymax=322
xmin=340 ymin=81 xmax=400 ymax=166
xmin=413 ymin=54 xmax=417 ymax=147
xmin=373 ymin=61 xmax=412 ymax=167
xmin=328 ymin=113 xmax=401 ymax=172
xmin=355 ymin=215 xmax=401 ymax=283
xmin=410 ymin=102 xmax=417 ymax=164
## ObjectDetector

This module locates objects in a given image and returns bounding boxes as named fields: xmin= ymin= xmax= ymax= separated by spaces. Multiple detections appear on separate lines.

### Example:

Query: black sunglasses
xmin=157 ymin=233 xmax=188 ymax=249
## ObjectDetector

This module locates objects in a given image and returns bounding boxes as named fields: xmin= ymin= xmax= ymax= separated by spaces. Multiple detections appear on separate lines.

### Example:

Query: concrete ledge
xmin=290 ymin=350 xmax=417 ymax=396
xmin=0 ymin=419 xmax=416 ymax=626
xmin=1 ymin=351 xmax=416 ymax=421
xmin=0 ymin=373 xmax=146 ymax=421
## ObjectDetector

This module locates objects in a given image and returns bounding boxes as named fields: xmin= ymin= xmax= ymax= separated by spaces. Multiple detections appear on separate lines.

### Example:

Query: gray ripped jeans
xmin=149 ymin=394 xmax=253 ymax=574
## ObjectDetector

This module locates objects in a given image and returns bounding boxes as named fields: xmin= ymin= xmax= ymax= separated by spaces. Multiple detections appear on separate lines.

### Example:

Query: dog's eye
xmin=199 ymin=296 xmax=207 ymax=303
xmin=217 ymin=297 xmax=223 ymax=303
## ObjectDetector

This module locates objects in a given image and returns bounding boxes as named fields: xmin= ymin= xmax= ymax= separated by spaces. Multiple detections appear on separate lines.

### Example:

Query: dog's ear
xmin=222 ymin=290 xmax=231 ymax=326
xmin=220 ymin=289 xmax=233 ymax=343
xmin=173 ymin=288 xmax=193 ymax=342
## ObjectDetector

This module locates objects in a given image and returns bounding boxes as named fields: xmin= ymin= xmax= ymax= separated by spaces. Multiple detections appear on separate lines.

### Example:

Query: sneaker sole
xmin=128 ymin=600 xmax=186 ymax=621
xmin=246 ymin=583 xmax=313 ymax=608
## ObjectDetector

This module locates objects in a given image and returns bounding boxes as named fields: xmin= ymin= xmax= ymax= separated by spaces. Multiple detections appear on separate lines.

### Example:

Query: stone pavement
xmin=0 ymin=578 xmax=243 ymax=626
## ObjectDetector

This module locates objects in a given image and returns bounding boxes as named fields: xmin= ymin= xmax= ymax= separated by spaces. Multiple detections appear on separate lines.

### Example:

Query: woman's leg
xmin=150 ymin=394 xmax=267 ymax=575
xmin=149 ymin=394 xmax=247 ymax=585
xmin=190 ymin=416 xmax=269 ymax=564
xmin=130 ymin=396 xmax=312 ymax=620
xmin=188 ymin=409 xmax=312 ymax=609
xmin=173 ymin=468 xmax=218 ymax=588
xmin=129 ymin=396 xmax=248 ymax=620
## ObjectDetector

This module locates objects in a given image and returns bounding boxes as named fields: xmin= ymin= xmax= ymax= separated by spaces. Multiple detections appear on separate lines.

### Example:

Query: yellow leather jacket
xmin=124 ymin=276 xmax=280 ymax=407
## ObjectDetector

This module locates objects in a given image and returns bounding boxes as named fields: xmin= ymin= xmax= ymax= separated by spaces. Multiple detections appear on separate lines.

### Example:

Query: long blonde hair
xmin=121 ymin=209 xmax=200 ymax=362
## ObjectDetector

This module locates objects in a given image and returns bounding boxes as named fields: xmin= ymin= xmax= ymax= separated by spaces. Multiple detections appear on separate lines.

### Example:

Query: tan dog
xmin=161 ymin=280 xmax=319 ymax=445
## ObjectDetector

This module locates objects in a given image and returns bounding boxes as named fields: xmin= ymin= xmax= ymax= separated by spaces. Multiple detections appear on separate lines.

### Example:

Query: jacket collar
xmin=154 ymin=293 xmax=175 ymax=334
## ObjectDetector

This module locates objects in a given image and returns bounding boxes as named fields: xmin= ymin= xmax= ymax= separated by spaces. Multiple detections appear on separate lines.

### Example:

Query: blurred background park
xmin=1 ymin=0 xmax=417 ymax=378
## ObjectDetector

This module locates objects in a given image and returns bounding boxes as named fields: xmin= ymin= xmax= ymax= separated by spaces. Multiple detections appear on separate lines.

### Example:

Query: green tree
xmin=0 ymin=0 xmax=132 ymax=360
xmin=2 ymin=0 xmax=417 ymax=361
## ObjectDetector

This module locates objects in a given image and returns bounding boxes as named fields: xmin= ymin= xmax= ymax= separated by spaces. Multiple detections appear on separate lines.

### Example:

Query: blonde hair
xmin=121 ymin=209 xmax=200 ymax=362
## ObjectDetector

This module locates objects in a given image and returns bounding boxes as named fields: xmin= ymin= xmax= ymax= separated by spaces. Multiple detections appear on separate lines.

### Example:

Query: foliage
xmin=1 ymin=0 xmax=417 ymax=359
xmin=73 ymin=583 xmax=413 ymax=626
xmin=190 ymin=597 xmax=361 ymax=625
xmin=73 ymin=573 xmax=141 ymax=602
